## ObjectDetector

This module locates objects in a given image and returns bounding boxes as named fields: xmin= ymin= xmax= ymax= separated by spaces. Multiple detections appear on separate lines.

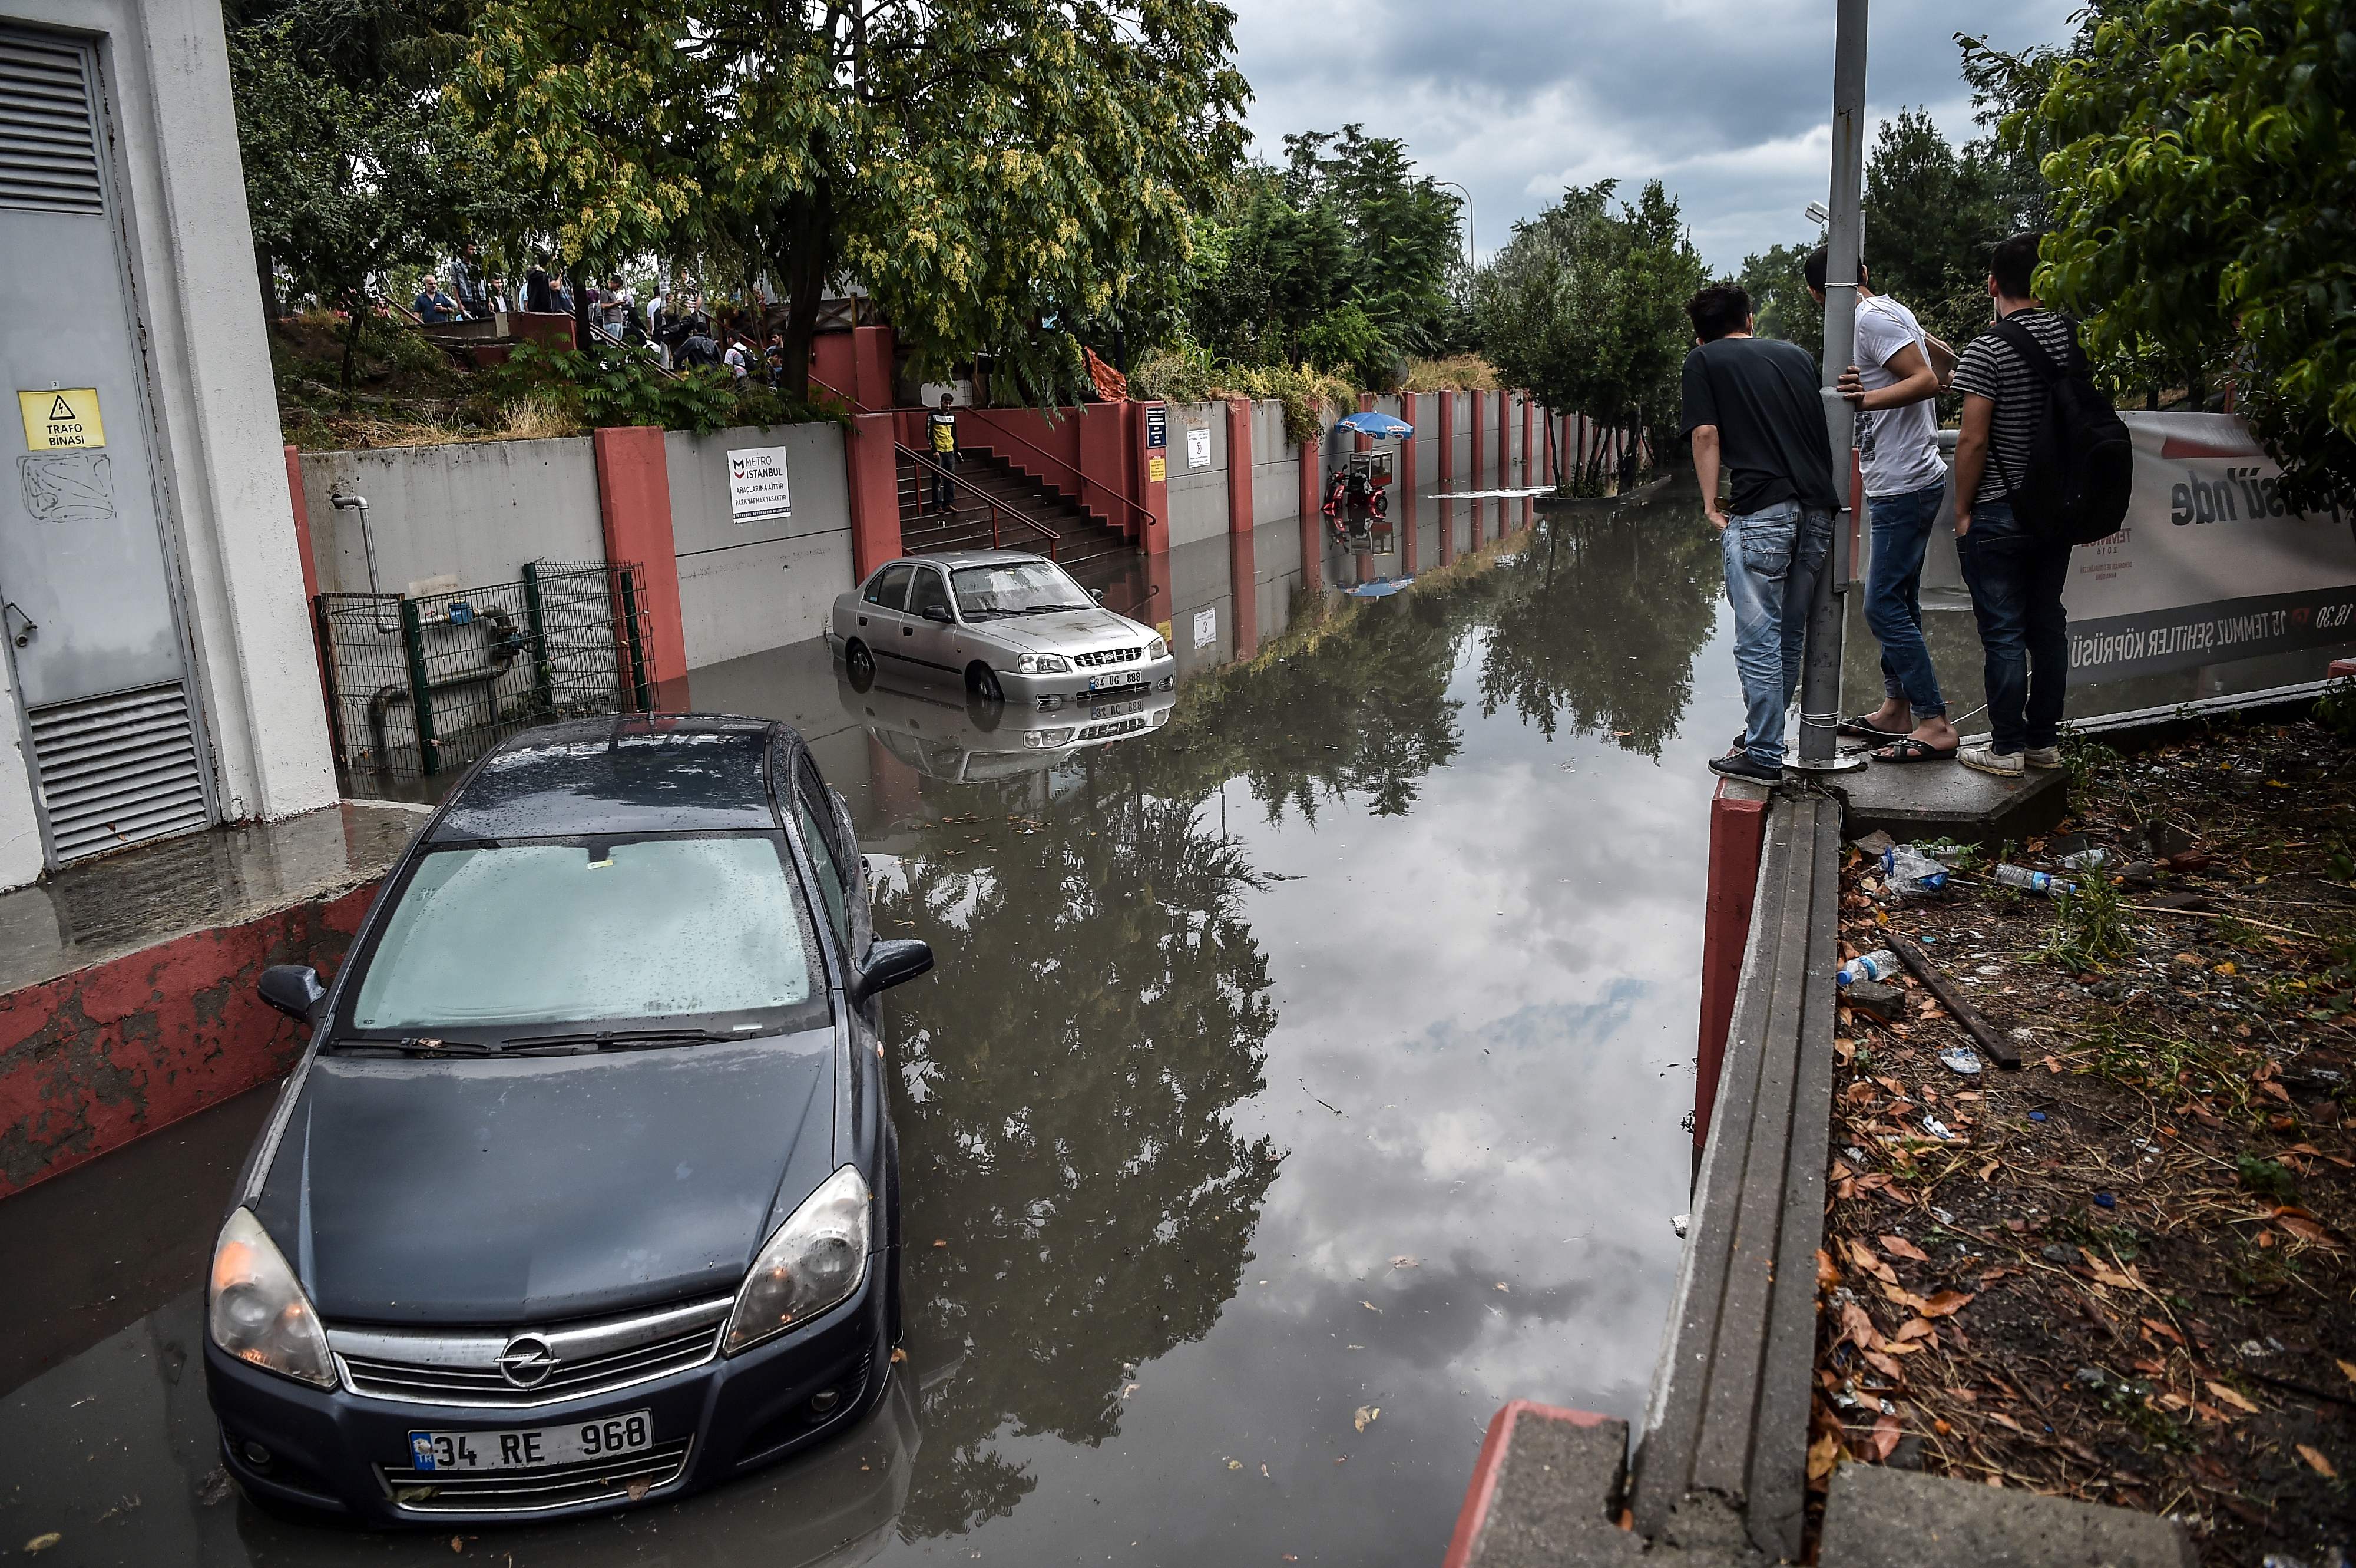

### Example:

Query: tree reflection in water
xmin=869 ymin=501 xmax=1717 ymax=1543
xmin=1475 ymin=502 xmax=1720 ymax=756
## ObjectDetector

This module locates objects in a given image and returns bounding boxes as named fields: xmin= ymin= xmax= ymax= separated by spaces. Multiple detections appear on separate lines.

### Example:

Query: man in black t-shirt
xmin=1680 ymin=283 xmax=1843 ymax=783
xmin=1949 ymin=232 xmax=2076 ymax=779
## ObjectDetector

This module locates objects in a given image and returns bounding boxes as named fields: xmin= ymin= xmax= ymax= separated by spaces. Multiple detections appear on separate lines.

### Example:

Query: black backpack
xmin=1988 ymin=315 xmax=2133 ymax=545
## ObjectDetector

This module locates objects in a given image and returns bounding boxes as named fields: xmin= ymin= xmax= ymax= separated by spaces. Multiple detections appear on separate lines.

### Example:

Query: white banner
xmin=2062 ymin=413 xmax=2356 ymax=680
xmin=727 ymin=445 xmax=792 ymax=524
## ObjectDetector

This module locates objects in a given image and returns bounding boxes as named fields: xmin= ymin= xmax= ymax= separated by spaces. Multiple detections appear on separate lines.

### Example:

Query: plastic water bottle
xmin=1881 ymin=845 xmax=1950 ymax=897
xmin=1836 ymin=950 xmax=1901 ymax=987
xmin=1992 ymin=864 xmax=2074 ymax=896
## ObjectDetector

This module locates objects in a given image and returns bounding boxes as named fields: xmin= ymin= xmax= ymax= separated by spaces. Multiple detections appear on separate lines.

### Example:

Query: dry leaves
xmin=2204 ymin=1381 xmax=2261 ymax=1414
xmin=2295 ymin=1444 xmax=2337 ymax=1480
xmin=1878 ymin=1234 xmax=1931 ymax=1263
xmin=1353 ymin=1405 xmax=1380 ymax=1433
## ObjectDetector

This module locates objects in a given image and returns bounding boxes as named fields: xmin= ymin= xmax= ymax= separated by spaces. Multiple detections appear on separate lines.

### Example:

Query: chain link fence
xmin=315 ymin=561 xmax=656 ymax=789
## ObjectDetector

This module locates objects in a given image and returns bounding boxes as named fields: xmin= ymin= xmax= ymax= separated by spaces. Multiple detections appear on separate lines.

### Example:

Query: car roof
xmin=430 ymin=714 xmax=796 ymax=842
xmin=884 ymin=550 xmax=1048 ymax=570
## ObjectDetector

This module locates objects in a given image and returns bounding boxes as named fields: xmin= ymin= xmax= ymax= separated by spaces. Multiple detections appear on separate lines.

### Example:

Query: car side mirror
xmin=851 ymin=938 xmax=933 ymax=1004
xmin=259 ymin=964 xmax=327 ymax=1021
xmin=921 ymin=603 xmax=954 ymax=624
xmin=1091 ymin=588 xmax=1105 ymax=603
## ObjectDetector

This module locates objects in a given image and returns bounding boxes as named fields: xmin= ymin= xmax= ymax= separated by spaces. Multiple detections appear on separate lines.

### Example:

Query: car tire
xmin=965 ymin=663 xmax=1002 ymax=703
xmin=845 ymin=639 xmax=876 ymax=692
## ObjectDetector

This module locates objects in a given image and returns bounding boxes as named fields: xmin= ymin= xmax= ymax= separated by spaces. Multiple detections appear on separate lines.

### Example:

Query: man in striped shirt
xmin=1948 ymin=233 xmax=2077 ymax=779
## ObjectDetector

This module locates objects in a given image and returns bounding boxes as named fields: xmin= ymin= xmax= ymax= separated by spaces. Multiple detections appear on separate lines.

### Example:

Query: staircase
xmin=898 ymin=448 xmax=1150 ymax=616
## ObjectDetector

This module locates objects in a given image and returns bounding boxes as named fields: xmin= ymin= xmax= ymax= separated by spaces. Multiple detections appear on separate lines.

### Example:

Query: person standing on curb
xmin=928 ymin=393 xmax=959 ymax=512
xmin=1949 ymin=233 xmax=2080 ymax=779
xmin=1805 ymin=247 xmax=1960 ymax=764
xmin=1680 ymin=283 xmax=1845 ymax=784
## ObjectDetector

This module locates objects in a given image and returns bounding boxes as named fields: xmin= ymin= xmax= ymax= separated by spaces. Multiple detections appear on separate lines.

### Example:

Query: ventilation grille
xmin=0 ymin=32 xmax=103 ymax=215
xmin=28 ymin=683 xmax=209 ymax=863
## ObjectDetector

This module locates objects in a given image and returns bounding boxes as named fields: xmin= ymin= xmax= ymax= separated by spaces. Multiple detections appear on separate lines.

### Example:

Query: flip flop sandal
xmin=1838 ymin=713 xmax=1908 ymax=740
xmin=1872 ymin=737 xmax=1958 ymax=765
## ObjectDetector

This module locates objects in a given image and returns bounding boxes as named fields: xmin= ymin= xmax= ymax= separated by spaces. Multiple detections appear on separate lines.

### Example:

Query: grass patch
xmin=2039 ymin=871 xmax=2136 ymax=971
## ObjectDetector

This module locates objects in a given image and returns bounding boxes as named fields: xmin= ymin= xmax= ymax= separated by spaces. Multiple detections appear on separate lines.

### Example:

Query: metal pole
xmin=1794 ymin=0 xmax=1868 ymax=773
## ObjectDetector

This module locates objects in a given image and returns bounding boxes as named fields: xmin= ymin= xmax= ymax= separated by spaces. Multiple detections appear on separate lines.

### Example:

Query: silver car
xmin=829 ymin=551 xmax=1175 ymax=712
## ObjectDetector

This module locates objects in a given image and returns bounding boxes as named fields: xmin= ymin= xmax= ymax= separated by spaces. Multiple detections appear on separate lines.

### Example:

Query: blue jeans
xmin=1955 ymin=499 xmax=2071 ymax=753
xmin=1864 ymin=482 xmax=1948 ymax=718
xmin=1721 ymin=500 xmax=1833 ymax=767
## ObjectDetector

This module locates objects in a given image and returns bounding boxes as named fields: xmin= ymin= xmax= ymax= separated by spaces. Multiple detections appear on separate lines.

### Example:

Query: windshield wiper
xmin=499 ymin=1027 xmax=740 ymax=1054
xmin=329 ymin=1037 xmax=504 ymax=1057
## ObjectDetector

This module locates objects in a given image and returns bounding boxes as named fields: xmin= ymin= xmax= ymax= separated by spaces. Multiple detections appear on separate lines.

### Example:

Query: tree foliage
xmin=1181 ymin=127 xmax=1464 ymax=385
xmin=226 ymin=0 xmax=482 ymax=393
xmin=1996 ymin=0 xmax=2356 ymax=504
xmin=1473 ymin=180 xmax=1708 ymax=478
xmin=449 ymin=0 xmax=1248 ymax=405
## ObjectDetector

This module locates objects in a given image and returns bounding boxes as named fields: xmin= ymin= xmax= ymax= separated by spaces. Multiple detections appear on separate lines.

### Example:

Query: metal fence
xmin=315 ymin=561 xmax=656 ymax=785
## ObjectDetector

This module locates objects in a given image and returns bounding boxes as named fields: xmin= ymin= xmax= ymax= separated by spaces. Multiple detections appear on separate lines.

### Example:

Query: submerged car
xmin=829 ymin=551 xmax=1176 ymax=711
xmin=204 ymin=714 xmax=932 ymax=1526
xmin=838 ymin=666 xmax=1175 ymax=786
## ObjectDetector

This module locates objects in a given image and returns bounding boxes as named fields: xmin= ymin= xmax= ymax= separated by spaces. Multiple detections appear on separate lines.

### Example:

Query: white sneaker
xmin=2023 ymin=746 xmax=2063 ymax=770
xmin=1959 ymin=745 xmax=2024 ymax=778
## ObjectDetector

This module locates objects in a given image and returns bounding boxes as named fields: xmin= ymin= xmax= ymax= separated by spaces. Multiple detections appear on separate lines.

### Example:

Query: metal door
xmin=0 ymin=28 xmax=211 ymax=865
xmin=902 ymin=564 xmax=958 ymax=676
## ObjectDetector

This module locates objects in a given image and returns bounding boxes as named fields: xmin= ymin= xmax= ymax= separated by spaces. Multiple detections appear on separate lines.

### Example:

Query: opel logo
xmin=494 ymin=1334 xmax=558 ymax=1388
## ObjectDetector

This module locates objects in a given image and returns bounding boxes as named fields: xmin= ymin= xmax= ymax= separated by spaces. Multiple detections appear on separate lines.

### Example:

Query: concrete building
xmin=0 ymin=1 xmax=334 ymax=889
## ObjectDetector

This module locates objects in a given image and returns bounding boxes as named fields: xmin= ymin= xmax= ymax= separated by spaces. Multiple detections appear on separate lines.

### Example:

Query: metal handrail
xmin=896 ymin=442 xmax=1060 ymax=560
xmin=955 ymin=408 xmax=1160 ymax=536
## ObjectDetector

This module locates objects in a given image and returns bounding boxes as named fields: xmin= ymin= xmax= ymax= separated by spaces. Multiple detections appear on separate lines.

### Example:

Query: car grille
xmin=1073 ymin=646 xmax=1141 ymax=668
xmin=329 ymin=1295 xmax=732 ymax=1409
xmin=1080 ymin=716 xmax=1149 ymax=742
xmin=378 ymin=1438 xmax=693 ymax=1514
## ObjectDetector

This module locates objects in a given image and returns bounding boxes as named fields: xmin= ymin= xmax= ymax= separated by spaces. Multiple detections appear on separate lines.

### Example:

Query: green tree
xmin=226 ymin=0 xmax=477 ymax=394
xmin=451 ymin=0 xmax=1248 ymax=405
xmin=1735 ymin=240 xmax=1821 ymax=351
xmin=1997 ymin=1 xmax=2356 ymax=504
xmin=1474 ymin=180 xmax=1709 ymax=484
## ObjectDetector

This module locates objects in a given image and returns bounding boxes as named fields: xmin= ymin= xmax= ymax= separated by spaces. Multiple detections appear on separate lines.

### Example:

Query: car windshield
xmin=347 ymin=835 xmax=819 ymax=1034
xmin=952 ymin=561 xmax=1093 ymax=618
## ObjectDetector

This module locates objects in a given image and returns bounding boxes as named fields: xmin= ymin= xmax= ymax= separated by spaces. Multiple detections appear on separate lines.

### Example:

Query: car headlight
xmin=209 ymin=1208 xmax=337 ymax=1388
xmin=724 ymin=1165 xmax=871 ymax=1355
xmin=1146 ymin=636 xmax=1168 ymax=660
xmin=1024 ymin=727 xmax=1076 ymax=749
xmin=1016 ymin=651 xmax=1070 ymax=674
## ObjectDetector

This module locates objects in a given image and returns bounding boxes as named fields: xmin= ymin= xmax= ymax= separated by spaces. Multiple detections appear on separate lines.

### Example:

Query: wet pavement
xmin=0 ymin=489 xmax=1743 ymax=1565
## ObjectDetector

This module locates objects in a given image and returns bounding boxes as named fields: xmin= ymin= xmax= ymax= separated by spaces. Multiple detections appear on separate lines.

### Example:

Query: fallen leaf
xmin=1494 ymin=1282 xmax=1510 ymax=1293
xmin=1878 ymin=1235 xmax=1931 ymax=1263
xmin=932 ymin=1239 xmax=948 ymax=1248
xmin=1389 ymin=1255 xmax=1419 ymax=1269
xmin=1845 ymin=1239 xmax=1900 ymax=1286
xmin=1918 ymin=1291 xmax=1974 ymax=1318
xmin=2275 ymin=1215 xmax=2341 ymax=1248
xmin=1227 ymin=1458 xmax=1243 ymax=1471
xmin=625 ymin=1480 xmax=651 ymax=1501
xmin=1870 ymin=1411 xmax=1901 ymax=1460
xmin=1354 ymin=1405 xmax=1379 ymax=1433
xmin=1862 ymin=1349 xmax=1907 ymax=1381
xmin=890 ymin=1347 xmax=908 ymax=1364
xmin=1891 ymin=1318 xmax=1936 ymax=1344
xmin=2139 ymin=1317 xmax=2183 ymax=1347
xmin=1816 ymin=1248 xmax=1842 ymax=1289
xmin=1839 ymin=1301 xmax=1877 ymax=1352
xmin=1986 ymin=1411 xmax=2024 ymax=1432
xmin=2204 ymin=1381 xmax=2260 ymax=1414
xmin=2296 ymin=1444 xmax=2337 ymax=1480
xmin=1807 ymin=1431 xmax=1842 ymax=1484
xmin=25 ymin=1538 xmax=62 ymax=1557
xmin=1360 ymin=1301 xmax=1382 ymax=1314
xmin=1260 ymin=1463 xmax=1271 ymax=1478
xmin=2337 ymin=1358 xmax=2356 ymax=1386
xmin=450 ymin=1539 xmax=465 ymax=1554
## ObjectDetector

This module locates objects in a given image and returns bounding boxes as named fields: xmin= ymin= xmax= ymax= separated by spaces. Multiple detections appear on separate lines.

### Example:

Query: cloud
xmin=1224 ymin=0 xmax=2081 ymax=270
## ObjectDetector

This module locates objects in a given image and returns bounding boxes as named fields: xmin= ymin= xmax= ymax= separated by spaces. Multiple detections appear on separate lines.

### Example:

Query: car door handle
xmin=901 ymin=626 xmax=914 ymax=636
xmin=857 ymin=615 xmax=868 ymax=626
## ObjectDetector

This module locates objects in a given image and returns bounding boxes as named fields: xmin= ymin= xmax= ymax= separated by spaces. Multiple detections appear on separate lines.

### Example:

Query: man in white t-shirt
xmin=1807 ymin=249 xmax=1960 ymax=763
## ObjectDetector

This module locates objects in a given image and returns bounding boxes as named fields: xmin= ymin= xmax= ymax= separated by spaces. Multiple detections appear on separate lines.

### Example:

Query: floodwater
xmin=0 ymin=485 xmax=1746 ymax=1566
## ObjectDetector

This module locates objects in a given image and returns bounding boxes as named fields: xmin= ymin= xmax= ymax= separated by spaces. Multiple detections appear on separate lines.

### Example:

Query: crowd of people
xmin=408 ymin=247 xmax=803 ymax=389
xmin=1683 ymin=231 xmax=2116 ymax=785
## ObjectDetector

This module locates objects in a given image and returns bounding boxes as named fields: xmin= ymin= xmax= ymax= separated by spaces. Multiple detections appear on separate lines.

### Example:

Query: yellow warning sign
xmin=19 ymin=388 xmax=104 ymax=451
xmin=1147 ymin=455 xmax=1166 ymax=484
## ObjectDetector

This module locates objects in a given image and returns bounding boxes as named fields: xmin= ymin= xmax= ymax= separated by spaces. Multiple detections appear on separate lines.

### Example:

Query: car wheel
xmin=965 ymin=663 xmax=1002 ymax=703
xmin=845 ymin=639 xmax=876 ymax=692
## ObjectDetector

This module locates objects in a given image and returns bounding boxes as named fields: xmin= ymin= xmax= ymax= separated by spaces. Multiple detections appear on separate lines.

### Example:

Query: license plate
xmin=406 ymin=1410 xmax=653 ymax=1473
xmin=1087 ymin=671 xmax=1135 ymax=692
xmin=1093 ymin=697 xmax=1144 ymax=719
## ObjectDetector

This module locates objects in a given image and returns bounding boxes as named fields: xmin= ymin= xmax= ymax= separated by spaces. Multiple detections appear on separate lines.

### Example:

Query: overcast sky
xmin=1225 ymin=0 xmax=2082 ymax=274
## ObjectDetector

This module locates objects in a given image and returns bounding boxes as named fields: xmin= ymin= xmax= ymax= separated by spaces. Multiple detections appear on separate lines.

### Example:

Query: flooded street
xmin=1 ymin=491 xmax=1743 ymax=1566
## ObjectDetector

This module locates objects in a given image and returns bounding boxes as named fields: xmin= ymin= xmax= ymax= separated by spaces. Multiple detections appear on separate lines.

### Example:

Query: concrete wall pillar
xmin=844 ymin=412 xmax=904 ymax=580
xmin=1131 ymin=402 xmax=1170 ymax=554
xmin=591 ymin=426 xmax=689 ymax=700
xmin=1398 ymin=392 xmax=1419 ymax=574
xmin=1298 ymin=439 xmax=1322 ymax=593
xmin=1437 ymin=391 xmax=1457 ymax=565
xmin=1225 ymin=399 xmax=1254 ymax=537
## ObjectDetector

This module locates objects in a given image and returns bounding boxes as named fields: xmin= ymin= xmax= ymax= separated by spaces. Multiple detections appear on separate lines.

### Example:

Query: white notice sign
xmin=1192 ymin=606 xmax=1217 ymax=649
xmin=1186 ymin=426 xmax=1212 ymax=469
xmin=728 ymin=446 xmax=792 ymax=524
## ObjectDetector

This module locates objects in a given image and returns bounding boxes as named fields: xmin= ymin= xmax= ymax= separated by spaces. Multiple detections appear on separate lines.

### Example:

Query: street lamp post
xmin=1434 ymin=180 xmax=1475 ymax=271
xmin=1794 ymin=0 xmax=1869 ymax=772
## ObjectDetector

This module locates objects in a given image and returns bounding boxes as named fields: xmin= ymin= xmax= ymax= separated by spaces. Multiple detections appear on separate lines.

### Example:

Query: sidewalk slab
xmin=1826 ymin=762 xmax=2067 ymax=849
xmin=1819 ymin=1464 xmax=2198 ymax=1567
